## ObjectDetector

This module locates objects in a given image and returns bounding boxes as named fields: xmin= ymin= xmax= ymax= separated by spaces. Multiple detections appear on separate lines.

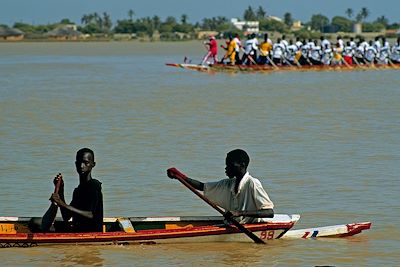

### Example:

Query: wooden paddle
xmin=240 ymin=47 xmax=257 ymax=65
xmin=41 ymin=173 xmax=63 ymax=231
xmin=174 ymin=176 xmax=265 ymax=244
xmin=54 ymin=173 xmax=62 ymax=194
xmin=267 ymin=55 xmax=279 ymax=69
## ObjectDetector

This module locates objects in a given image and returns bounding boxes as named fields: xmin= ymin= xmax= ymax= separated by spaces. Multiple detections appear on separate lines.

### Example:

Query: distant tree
xmin=102 ymin=12 xmax=112 ymax=33
xmin=284 ymin=12 xmax=293 ymax=26
xmin=152 ymin=16 xmax=161 ymax=30
xmin=259 ymin=19 xmax=288 ymax=32
xmin=345 ymin=8 xmax=353 ymax=19
xmin=331 ymin=16 xmax=352 ymax=32
xmin=310 ymin=14 xmax=329 ymax=32
xmin=362 ymin=22 xmax=385 ymax=32
xmin=201 ymin=16 xmax=230 ymax=32
xmin=256 ymin=6 xmax=267 ymax=19
xmin=181 ymin=14 xmax=188 ymax=24
xmin=165 ymin=16 xmax=177 ymax=25
xmin=243 ymin=6 xmax=257 ymax=21
xmin=59 ymin=18 xmax=74 ymax=25
xmin=375 ymin=15 xmax=389 ymax=28
xmin=114 ymin=19 xmax=134 ymax=33
xmin=360 ymin=7 xmax=369 ymax=20
xmin=387 ymin=22 xmax=399 ymax=30
xmin=128 ymin=9 xmax=135 ymax=21
xmin=356 ymin=7 xmax=369 ymax=23
xmin=80 ymin=12 xmax=111 ymax=34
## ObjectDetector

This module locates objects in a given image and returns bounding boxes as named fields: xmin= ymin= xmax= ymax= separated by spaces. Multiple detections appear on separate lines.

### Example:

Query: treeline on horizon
xmin=2 ymin=6 xmax=399 ymax=40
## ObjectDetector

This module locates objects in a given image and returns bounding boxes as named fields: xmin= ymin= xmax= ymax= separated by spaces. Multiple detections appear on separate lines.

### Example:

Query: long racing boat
xmin=166 ymin=62 xmax=400 ymax=73
xmin=0 ymin=214 xmax=371 ymax=247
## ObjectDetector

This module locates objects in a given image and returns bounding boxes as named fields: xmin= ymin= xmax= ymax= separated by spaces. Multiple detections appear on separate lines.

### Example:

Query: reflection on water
xmin=0 ymin=42 xmax=399 ymax=266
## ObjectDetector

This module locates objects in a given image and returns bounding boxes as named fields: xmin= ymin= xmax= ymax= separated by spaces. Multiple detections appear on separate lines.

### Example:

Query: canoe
xmin=0 ymin=214 xmax=371 ymax=247
xmin=0 ymin=214 xmax=298 ymax=246
xmin=166 ymin=62 xmax=400 ymax=73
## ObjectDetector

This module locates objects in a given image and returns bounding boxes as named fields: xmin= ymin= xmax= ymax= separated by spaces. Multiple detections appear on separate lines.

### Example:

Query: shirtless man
xmin=41 ymin=148 xmax=103 ymax=232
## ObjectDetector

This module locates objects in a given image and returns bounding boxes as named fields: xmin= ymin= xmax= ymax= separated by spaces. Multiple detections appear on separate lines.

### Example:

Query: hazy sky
xmin=1 ymin=0 xmax=398 ymax=26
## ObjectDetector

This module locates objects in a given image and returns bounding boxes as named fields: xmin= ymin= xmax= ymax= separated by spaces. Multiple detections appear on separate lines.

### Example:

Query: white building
xmin=231 ymin=18 xmax=259 ymax=33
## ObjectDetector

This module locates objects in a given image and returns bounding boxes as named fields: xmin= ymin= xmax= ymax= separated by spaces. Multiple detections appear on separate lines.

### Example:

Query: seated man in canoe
xmin=167 ymin=149 xmax=274 ymax=223
xmin=39 ymin=148 xmax=103 ymax=232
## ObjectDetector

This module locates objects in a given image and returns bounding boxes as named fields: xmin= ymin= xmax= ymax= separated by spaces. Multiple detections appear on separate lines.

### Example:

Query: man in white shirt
xmin=272 ymin=38 xmax=285 ymax=65
xmin=321 ymin=43 xmax=333 ymax=65
xmin=233 ymin=33 xmax=242 ymax=64
xmin=390 ymin=37 xmax=400 ymax=63
xmin=320 ymin=36 xmax=331 ymax=50
xmin=336 ymin=35 xmax=344 ymax=53
xmin=310 ymin=40 xmax=322 ymax=65
xmin=365 ymin=40 xmax=378 ymax=63
xmin=286 ymin=40 xmax=298 ymax=65
xmin=242 ymin=33 xmax=259 ymax=65
xmin=167 ymin=149 xmax=274 ymax=223
xmin=373 ymin=36 xmax=381 ymax=53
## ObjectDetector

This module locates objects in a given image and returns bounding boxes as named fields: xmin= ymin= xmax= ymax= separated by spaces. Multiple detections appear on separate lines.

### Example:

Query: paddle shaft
xmin=41 ymin=173 xmax=63 ymax=231
xmin=54 ymin=173 xmax=63 ymax=194
xmin=175 ymin=176 xmax=265 ymax=244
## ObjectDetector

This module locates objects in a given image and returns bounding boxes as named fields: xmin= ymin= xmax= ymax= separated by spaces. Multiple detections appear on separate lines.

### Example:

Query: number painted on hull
xmin=260 ymin=230 xmax=274 ymax=240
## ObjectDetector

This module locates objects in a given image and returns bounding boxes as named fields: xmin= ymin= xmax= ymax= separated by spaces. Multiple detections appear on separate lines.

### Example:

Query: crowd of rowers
xmin=201 ymin=33 xmax=400 ymax=67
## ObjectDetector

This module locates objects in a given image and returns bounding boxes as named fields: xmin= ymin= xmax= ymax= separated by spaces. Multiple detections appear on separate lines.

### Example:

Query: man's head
xmin=225 ymin=149 xmax=250 ymax=179
xmin=75 ymin=148 xmax=96 ymax=176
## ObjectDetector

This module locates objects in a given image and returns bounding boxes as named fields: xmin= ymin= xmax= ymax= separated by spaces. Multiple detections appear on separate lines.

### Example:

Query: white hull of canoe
xmin=283 ymin=222 xmax=372 ymax=239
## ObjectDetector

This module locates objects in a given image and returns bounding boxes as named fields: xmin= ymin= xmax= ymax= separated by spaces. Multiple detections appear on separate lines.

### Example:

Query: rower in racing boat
xmin=320 ymin=35 xmax=331 ymax=50
xmin=258 ymin=33 xmax=273 ymax=65
xmin=286 ymin=39 xmax=298 ymax=65
xmin=200 ymin=35 xmax=218 ymax=65
xmin=40 ymin=148 xmax=103 ymax=232
xmin=390 ymin=37 xmax=400 ymax=64
xmin=343 ymin=41 xmax=354 ymax=65
xmin=321 ymin=43 xmax=333 ymax=65
xmin=242 ymin=33 xmax=259 ymax=65
xmin=220 ymin=34 xmax=237 ymax=65
xmin=167 ymin=149 xmax=274 ymax=224
xmin=309 ymin=40 xmax=322 ymax=65
xmin=233 ymin=33 xmax=242 ymax=64
xmin=365 ymin=40 xmax=378 ymax=64
xmin=272 ymin=38 xmax=285 ymax=65
xmin=378 ymin=38 xmax=390 ymax=64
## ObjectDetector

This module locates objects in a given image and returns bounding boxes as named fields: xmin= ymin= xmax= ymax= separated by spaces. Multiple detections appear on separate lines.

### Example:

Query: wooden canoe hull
xmin=166 ymin=62 xmax=400 ymax=73
xmin=0 ymin=215 xmax=372 ymax=246
xmin=0 ymin=214 xmax=299 ymax=246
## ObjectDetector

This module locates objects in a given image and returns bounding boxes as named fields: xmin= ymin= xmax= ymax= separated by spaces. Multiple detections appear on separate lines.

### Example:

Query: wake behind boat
xmin=0 ymin=215 xmax=371 ymax=247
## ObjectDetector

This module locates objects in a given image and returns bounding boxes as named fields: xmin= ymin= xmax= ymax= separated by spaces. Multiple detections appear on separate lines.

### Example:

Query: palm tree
xmin=81 ymin=14 xmax=89 ymax=25
xmin=256 ymin=6 xmax=266 ymax=19
xmin=345 ymin=8 xmax=353 ymax=19
xmin=360 ymin=7 xmax=369 ymax=21
xmin=152 ymin=16 xmax=161 ymax=30
xmin=102 ymin=12 xmax=112 ymax=33
xmin=128 ymin=9 xmax=135 ymax=21
xmin=181 ymin=14 xmax=188 ymax=24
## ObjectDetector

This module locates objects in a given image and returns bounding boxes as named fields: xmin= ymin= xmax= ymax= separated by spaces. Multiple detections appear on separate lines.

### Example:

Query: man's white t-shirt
xmin=204 ymin=172 xmax=274 ymax=223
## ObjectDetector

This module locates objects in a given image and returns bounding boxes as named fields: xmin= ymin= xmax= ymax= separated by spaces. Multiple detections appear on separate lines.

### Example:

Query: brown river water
xmin=0 ymin=41 xmax=399 ymax=266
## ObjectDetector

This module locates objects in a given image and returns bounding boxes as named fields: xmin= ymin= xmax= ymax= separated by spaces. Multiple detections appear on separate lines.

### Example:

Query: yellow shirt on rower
xmin=259 ymin=42 xmax=272 ymax=56
xmin=225 ymin=39 xmax=237 ymax=63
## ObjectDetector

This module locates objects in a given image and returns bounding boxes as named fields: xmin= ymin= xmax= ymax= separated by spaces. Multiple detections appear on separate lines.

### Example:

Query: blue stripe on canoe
xmin=311 ymin=230 xmax=319 ymax=237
